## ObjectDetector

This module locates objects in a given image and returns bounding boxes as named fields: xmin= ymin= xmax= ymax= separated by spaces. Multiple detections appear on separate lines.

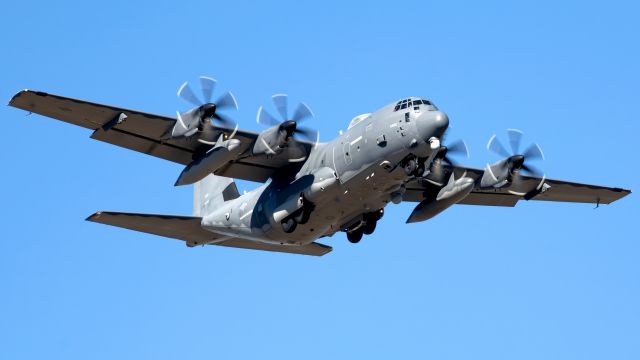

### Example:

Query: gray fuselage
xmin=201 ymin=98 xmax=449 ymax=245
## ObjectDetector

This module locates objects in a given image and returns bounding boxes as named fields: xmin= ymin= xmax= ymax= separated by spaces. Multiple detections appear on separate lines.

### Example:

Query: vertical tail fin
xmin=193 ymin=174 xmax=240 ymax=217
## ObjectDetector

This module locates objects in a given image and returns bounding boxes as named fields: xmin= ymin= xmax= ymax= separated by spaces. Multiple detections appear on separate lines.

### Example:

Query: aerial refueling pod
xmin=175 ymin=138 xmax=242 ymax=186
xmin=406 ymin=174 xmax=474 ymax=223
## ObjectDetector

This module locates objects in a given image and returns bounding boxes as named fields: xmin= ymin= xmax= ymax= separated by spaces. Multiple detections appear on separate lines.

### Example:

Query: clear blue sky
xmin=1 ymin=1 xmax=638 ymax=359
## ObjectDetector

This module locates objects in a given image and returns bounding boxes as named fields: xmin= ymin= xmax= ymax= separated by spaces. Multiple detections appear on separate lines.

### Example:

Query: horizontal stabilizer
xmin=86 ymin=211 xmax=332 ymax=256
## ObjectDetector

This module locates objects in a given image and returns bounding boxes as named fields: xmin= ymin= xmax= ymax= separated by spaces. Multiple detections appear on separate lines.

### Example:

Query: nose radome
xmin=433 ymin=111 xmax=449 ymax=133
xmin=416 ymin=110 xmax=449 ymax=141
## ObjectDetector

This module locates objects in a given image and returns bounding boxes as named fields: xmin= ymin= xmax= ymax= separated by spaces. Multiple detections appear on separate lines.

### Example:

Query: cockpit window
xmin=394 ymin=98 xmax=436 ymax=111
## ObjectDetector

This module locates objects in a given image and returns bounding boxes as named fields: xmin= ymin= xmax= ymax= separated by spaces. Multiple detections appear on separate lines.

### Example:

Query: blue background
xmin=1 ymin=1 xmax=638 ymax=359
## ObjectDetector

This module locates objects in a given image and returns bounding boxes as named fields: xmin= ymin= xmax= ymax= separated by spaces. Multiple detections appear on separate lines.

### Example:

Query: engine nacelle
xmin=252 ymin=124 xmax=290 ymax=156
xmin=406 ymin=176 xmax=474 ymax=223
xmin=169 ymin=104 xmax=218 ymax=138
xmin=480 ymin=158 xmax=511 ymax=188
xmin=480 ymin=155 xmax=527 ymax=188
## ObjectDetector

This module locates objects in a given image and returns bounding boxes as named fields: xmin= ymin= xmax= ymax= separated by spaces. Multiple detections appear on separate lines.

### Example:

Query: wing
xmin=9 ymin=90 xmax=313 ymax=183
xmin=86 ymin=211 xmax=332 ymax=256
xmin=405 ymin=165 xmax=630 ymax=207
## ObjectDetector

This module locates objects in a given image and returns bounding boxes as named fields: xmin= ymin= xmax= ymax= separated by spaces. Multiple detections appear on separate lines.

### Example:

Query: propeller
xmin=487 ymin=129 xmax=544 ymax=177
xmin=256 ymin=94 xmax=319 ymax=144
xmin=439 ymin=139 xmax=469 ymax=166
xmin=483 ymin=129 xmax=546 ymax=191
xmin=421 ymin=129 xmax=470 ymax=184
xmin=173 ymin=76 xmax=238 ymax=139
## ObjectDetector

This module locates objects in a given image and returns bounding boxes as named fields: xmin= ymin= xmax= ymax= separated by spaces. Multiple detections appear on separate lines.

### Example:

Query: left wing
xmin=405 ymin=166 xmax=630 ymax=207
xmin=9 ymin=90 xmax=312 ymax=182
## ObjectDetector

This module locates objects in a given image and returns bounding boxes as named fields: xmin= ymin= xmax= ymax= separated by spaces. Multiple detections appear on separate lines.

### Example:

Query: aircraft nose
xmin=417 ymin=111 xmax=449 ymax=141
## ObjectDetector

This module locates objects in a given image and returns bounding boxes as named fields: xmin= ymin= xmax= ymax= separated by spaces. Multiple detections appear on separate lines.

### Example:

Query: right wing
xmin=404 ymin=165 xmax=630 ymax=207
xmin=9 ymin=90 xmax=313 ymax=182
xmin=86 ymin=211 xmax=332 ymax=256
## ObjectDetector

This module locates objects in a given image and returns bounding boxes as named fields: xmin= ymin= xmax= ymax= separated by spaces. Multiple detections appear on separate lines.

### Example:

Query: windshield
xmin=394 ymin=98 xmax=437 ymax=111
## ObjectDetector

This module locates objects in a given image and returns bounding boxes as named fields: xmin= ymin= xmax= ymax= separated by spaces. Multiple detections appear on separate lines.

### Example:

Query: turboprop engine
xmin=480 ymin=129 xmax=545 ymax=192
xmin=252 ymin=122 xmax=294 ymax=156
xmin=406 ymin=174 xmax=474 ymax=223
xmin=168 ymin=77 xmax=238 ymax=139
xmin=252 ymin=94 xmax=319 ymax=157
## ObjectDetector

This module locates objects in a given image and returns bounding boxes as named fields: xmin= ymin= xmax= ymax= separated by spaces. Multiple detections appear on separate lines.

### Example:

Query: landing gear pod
xmin=273 ymin=194 xmax=304 ymax=224
xmin=303 ymin=167 xmax=339 ymax=202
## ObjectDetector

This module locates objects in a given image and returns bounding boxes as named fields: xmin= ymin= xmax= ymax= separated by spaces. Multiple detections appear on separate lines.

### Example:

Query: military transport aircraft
xmin=9 ymin=77 xmax=631 ymax=256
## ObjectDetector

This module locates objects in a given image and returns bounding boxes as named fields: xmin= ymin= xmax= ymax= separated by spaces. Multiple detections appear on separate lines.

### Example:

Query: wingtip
xmin=8 ymin=89 xmax=29 ymax=106
xmin=85 ymin=211 xmax=103 ymax=222
xmin=8 ymin=89 xmax=48 ymax=107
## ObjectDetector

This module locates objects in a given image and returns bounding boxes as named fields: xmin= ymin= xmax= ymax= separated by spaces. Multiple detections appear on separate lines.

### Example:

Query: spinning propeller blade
xmin=177 ymin=82 xmax=202 ymax=107
xmin=293 ymin=102 xmax=314 ymax=123
xmin=175 ymin=76 xmax=238 ymax=137
xmin=485 ymin=129 xmax=546 ymax=189
xmin=272 ymin=94 xmax=289 ymax=120
xmin=257 ymin=106 xmax=281 ymax=126
xmin=256 ymin=94 xmax=321 ymax=161
xmin=199 ymin=76 xmax=217 ymax=104
xmin=487 ymin=134 xmax=511 ymax=158
xmin=523 ymin=143 xmax=545 ymax=161
xmin=507 ymin=128 xmax=523 ymax=154
xmin=215 ymin=91 xmax=238 ymax=111
xmin=442 ymin=139 xmax=469 ymax=165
